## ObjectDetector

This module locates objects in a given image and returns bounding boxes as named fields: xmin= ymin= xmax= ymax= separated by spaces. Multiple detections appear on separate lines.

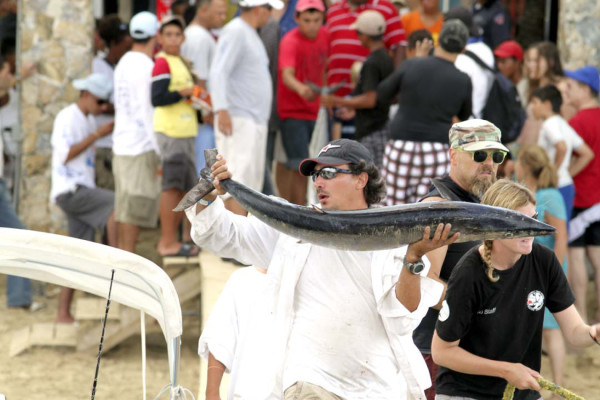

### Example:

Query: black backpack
xmin=464 ymin=50 xmax=526 ymax=144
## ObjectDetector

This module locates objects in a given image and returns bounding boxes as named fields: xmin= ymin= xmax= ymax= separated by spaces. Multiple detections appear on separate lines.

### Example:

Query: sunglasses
xmin=310 ymin=167 xmax=357 ymax=182
xmin=97 ymin=99 xmax=108 ymax=105
xmin=457 ymin=148 xmax=507 ymax=164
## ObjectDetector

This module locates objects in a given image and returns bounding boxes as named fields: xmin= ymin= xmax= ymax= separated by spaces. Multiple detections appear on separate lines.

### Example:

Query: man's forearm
xmin=206 ymin=352 xmax=226 ymax=400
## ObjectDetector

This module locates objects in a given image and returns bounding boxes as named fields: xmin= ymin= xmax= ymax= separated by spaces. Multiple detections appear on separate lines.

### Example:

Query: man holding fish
xmin=186 ymin=139 xmax=460 ymax=399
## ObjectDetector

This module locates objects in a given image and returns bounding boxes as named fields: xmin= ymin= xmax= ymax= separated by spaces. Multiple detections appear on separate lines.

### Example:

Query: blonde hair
xmin=518 ymin=144 xmax=558 ymax=189
xmin=479 ymin=179 xmax=537 ymax=282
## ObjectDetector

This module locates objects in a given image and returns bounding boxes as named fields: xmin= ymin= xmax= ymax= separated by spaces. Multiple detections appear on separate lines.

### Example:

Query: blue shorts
xmin=280 ymin=118 xmax=315 ymax=171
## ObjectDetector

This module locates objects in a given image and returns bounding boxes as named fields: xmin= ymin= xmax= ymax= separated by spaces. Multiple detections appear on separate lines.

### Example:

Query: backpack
xmin=464 ymin=50 xmax=526 ymax=144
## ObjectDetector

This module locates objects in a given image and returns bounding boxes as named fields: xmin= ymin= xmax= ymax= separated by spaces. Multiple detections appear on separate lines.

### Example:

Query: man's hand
xmin=502 ymin=363 xmax=542 ymax=391
xmin=178 ymin=86 xmax=194 ymax=98
xmin=210 ymin=154 xmax=232 ymax=195
xmin=406 ymin=223 xmax=460 ymax=262
xmin=415 ymin=39 xmax=433 ymax=58
xmin=321 ymin=94 xmax=340 ymax=108
xmin=203 ymin=112 xmax=214 ymax=126
xmin=335 ymin=106 xmax=355 ymax=120
xmin=217 ymin=110 xmax=233 ymax=136
xmin=96 ymin=120 xmax=115 ymax=137
xmin=297 ymin=83 xmax=316 ymax=101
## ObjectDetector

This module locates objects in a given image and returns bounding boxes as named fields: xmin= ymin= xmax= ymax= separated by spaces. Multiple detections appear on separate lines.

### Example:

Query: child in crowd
xmin=277 ymin=0 xmax=328 ymax=206
xmin=50 ymin=74 xmax=117 ymax=323
xmin=321 ymin=10 xmax=394 ymax=168
xmin=529 ymin=84 xmax=594 ymax=222
xmin=151 ymin=15 xmax=198 ymax=257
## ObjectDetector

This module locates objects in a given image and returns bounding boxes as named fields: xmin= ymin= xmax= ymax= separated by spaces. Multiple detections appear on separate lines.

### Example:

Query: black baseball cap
xmin=299 ymin=139 xmax=373 ymax=176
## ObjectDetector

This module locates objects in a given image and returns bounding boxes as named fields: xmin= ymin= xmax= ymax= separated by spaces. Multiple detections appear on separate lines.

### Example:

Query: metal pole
xmin=169 ymin=337 xmax=182 ymax=399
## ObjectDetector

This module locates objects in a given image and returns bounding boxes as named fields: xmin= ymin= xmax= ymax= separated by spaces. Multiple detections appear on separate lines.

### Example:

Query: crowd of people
xmin=1 ymin=0 xmax=600 ymax=398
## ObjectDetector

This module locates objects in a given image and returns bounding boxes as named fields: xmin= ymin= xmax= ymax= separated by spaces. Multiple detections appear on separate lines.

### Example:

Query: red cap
xmin=296 ymin=0 xmax=325 ymax=12
xmin=493 ymin=40 xmax=524 ymax=62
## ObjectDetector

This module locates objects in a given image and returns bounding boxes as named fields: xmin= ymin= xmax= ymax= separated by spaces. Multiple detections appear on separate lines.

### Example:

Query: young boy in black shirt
xmin=321 ymin=10 xmax=394 ymax=168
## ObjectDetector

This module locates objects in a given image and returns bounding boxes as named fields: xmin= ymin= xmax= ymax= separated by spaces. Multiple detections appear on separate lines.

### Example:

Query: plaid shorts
xmin=382 ymin=139 xmax=450 ymax=205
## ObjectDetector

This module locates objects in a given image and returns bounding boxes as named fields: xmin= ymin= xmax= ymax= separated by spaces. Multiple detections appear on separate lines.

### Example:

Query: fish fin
xmin=311 ymin=204 xmax=326 ymax=214
xmin=431 ymin=179 xmax=452 ymax=200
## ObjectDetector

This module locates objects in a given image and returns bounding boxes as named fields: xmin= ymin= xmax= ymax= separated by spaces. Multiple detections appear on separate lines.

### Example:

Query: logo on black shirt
xmin=526 ymin=290 xmax=545 ymax=311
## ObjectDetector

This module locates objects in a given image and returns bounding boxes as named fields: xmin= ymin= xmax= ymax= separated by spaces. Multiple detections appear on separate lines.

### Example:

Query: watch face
xmin=412 ymin=262 xmax=424 ymax=274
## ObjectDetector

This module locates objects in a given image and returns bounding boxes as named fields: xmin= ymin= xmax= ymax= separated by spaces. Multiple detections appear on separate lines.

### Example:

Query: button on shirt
xmin=50 ymin=104 xmax=97 ymax=202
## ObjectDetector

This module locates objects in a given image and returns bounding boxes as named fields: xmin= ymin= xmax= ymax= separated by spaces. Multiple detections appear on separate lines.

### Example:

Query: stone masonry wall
xmin=558 ymin=0 xmax=600 ymax=70
xmin=18 ymin=0 xmax=94 ymax=232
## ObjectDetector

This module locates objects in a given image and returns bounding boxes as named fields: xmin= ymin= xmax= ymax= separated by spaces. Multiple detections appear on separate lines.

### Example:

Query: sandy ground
xmin=0 ymin=227 xmax=599 ymax=399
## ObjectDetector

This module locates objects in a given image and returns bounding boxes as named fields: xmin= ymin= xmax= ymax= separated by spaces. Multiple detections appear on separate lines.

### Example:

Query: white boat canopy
xmin=0 ymin=228 xmax=188 ymax=399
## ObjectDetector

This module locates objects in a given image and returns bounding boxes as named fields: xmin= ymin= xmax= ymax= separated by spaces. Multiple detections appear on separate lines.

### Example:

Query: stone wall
xmin=18 ymin=0 xmax=94 ymax=232
xmin=558 ymin=0 xmax=600 ymax=69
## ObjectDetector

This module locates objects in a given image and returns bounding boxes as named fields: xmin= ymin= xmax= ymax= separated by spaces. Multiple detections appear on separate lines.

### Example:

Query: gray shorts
xmin=156 ymin=132 xmax=197 ymax=192
xmin=55 ymin=185 xmax=114 ymax=242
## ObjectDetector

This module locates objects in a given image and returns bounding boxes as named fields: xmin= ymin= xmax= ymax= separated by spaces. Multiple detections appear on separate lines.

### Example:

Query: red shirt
xmin=277 ymin=27 xmax=330 ymax=121
xmin=326 ymin=0 xmax=406 ymax=96
xmin=569 ymin=107 xmax=600 ymax=208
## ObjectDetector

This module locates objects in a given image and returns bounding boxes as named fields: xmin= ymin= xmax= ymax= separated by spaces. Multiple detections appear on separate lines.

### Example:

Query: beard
xmin=468 ymin=166 xmax=497 ymax=199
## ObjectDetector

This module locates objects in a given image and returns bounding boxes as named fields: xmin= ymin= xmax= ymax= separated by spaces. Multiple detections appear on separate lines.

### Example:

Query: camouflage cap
xmin=449 ymin=119 xmax=509 ymax=152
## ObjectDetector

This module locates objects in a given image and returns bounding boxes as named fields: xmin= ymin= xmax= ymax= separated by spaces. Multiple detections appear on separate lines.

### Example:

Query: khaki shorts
xmin=284 ymin=382 xmax=342 ymax=400
xmin=113 ymin=151 xmax=161 ymax=228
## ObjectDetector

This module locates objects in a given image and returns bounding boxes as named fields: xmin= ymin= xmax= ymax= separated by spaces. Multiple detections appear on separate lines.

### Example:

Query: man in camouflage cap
xmin=413 ymin=118 xmax=508 ymax=400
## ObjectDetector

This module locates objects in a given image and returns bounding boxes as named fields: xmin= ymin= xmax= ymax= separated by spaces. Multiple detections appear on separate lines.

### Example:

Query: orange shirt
xmin=401 ymin=10 xmax=443 ymax=44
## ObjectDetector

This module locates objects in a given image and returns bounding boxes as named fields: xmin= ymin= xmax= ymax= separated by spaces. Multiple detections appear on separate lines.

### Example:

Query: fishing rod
xmin=90 ymin=269 xmax=115 ymax=400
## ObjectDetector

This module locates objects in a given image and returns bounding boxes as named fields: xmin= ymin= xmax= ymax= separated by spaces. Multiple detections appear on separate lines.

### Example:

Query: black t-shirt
xmin=435 ymin=243 xmax=575 ymax=400
xmin=352 ymin=48 xmax=394 ymax=140
xmin=413 ymin=175 xmax=481 ymax=353
xmin=377 ymin=56 xmax=472 ymax=143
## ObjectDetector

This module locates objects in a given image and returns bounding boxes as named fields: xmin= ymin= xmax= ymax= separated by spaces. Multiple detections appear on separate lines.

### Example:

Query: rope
xmin=90 ymin=269 xmax=116 ymax=400
xmin=503 ymin=377 xmax=585 ymax=400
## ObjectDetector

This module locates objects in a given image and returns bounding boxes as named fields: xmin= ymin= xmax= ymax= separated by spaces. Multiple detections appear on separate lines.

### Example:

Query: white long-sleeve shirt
xmin=208 ymin=18 xmax=272 ymax=125
xmin=187 ymin=198 xmax=443 ymax=399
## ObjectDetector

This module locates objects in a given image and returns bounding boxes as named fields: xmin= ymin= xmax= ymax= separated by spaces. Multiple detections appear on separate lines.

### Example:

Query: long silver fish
xmin=175 ymin=149 xmax=554 ymax=251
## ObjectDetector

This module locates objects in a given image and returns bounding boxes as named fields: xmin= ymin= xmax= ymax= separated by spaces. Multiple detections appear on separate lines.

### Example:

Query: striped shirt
xmin=326 ymin=0 xmax=406 ymax=96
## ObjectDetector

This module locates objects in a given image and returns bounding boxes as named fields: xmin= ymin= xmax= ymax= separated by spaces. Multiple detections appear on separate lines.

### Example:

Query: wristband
xmin=198 ymin=198 xmax=213 ymax=206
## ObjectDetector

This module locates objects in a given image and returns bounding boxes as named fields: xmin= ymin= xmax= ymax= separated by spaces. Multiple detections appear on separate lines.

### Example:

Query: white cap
xmin=349 ymin=10 xmax=386 ymax=37
xmin=239 ymin=0 xmax=284 ymax=10
xmin=129 ymin=11 xmax=160 ymax=40
xmin=73 ymin=73 xmax=112 ymax=100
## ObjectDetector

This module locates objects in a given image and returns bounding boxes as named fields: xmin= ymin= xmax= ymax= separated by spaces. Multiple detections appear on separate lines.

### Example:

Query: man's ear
xmin=356 ymin=171 xmax=368 ymax=190
xmin=449 ymin=148 xmax=458 ymax=166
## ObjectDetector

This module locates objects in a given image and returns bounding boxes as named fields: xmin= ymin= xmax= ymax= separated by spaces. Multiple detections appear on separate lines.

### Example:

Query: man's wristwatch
xmin=403 ymin=257 xmax=425 ymax=275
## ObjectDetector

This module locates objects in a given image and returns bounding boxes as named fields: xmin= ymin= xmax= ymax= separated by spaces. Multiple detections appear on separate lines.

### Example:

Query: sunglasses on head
xmin=457 ymin=148 xmax=507 ymax=164
xmin=310 ymin=166 xmax=357 ymax=182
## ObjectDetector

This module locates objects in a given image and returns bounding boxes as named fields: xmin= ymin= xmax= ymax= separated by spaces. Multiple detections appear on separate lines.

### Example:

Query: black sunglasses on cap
xmin=310 ymin=167 xmax=358 ymax=182
xmin=457 ymin=148 xmax=507 ymax=164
